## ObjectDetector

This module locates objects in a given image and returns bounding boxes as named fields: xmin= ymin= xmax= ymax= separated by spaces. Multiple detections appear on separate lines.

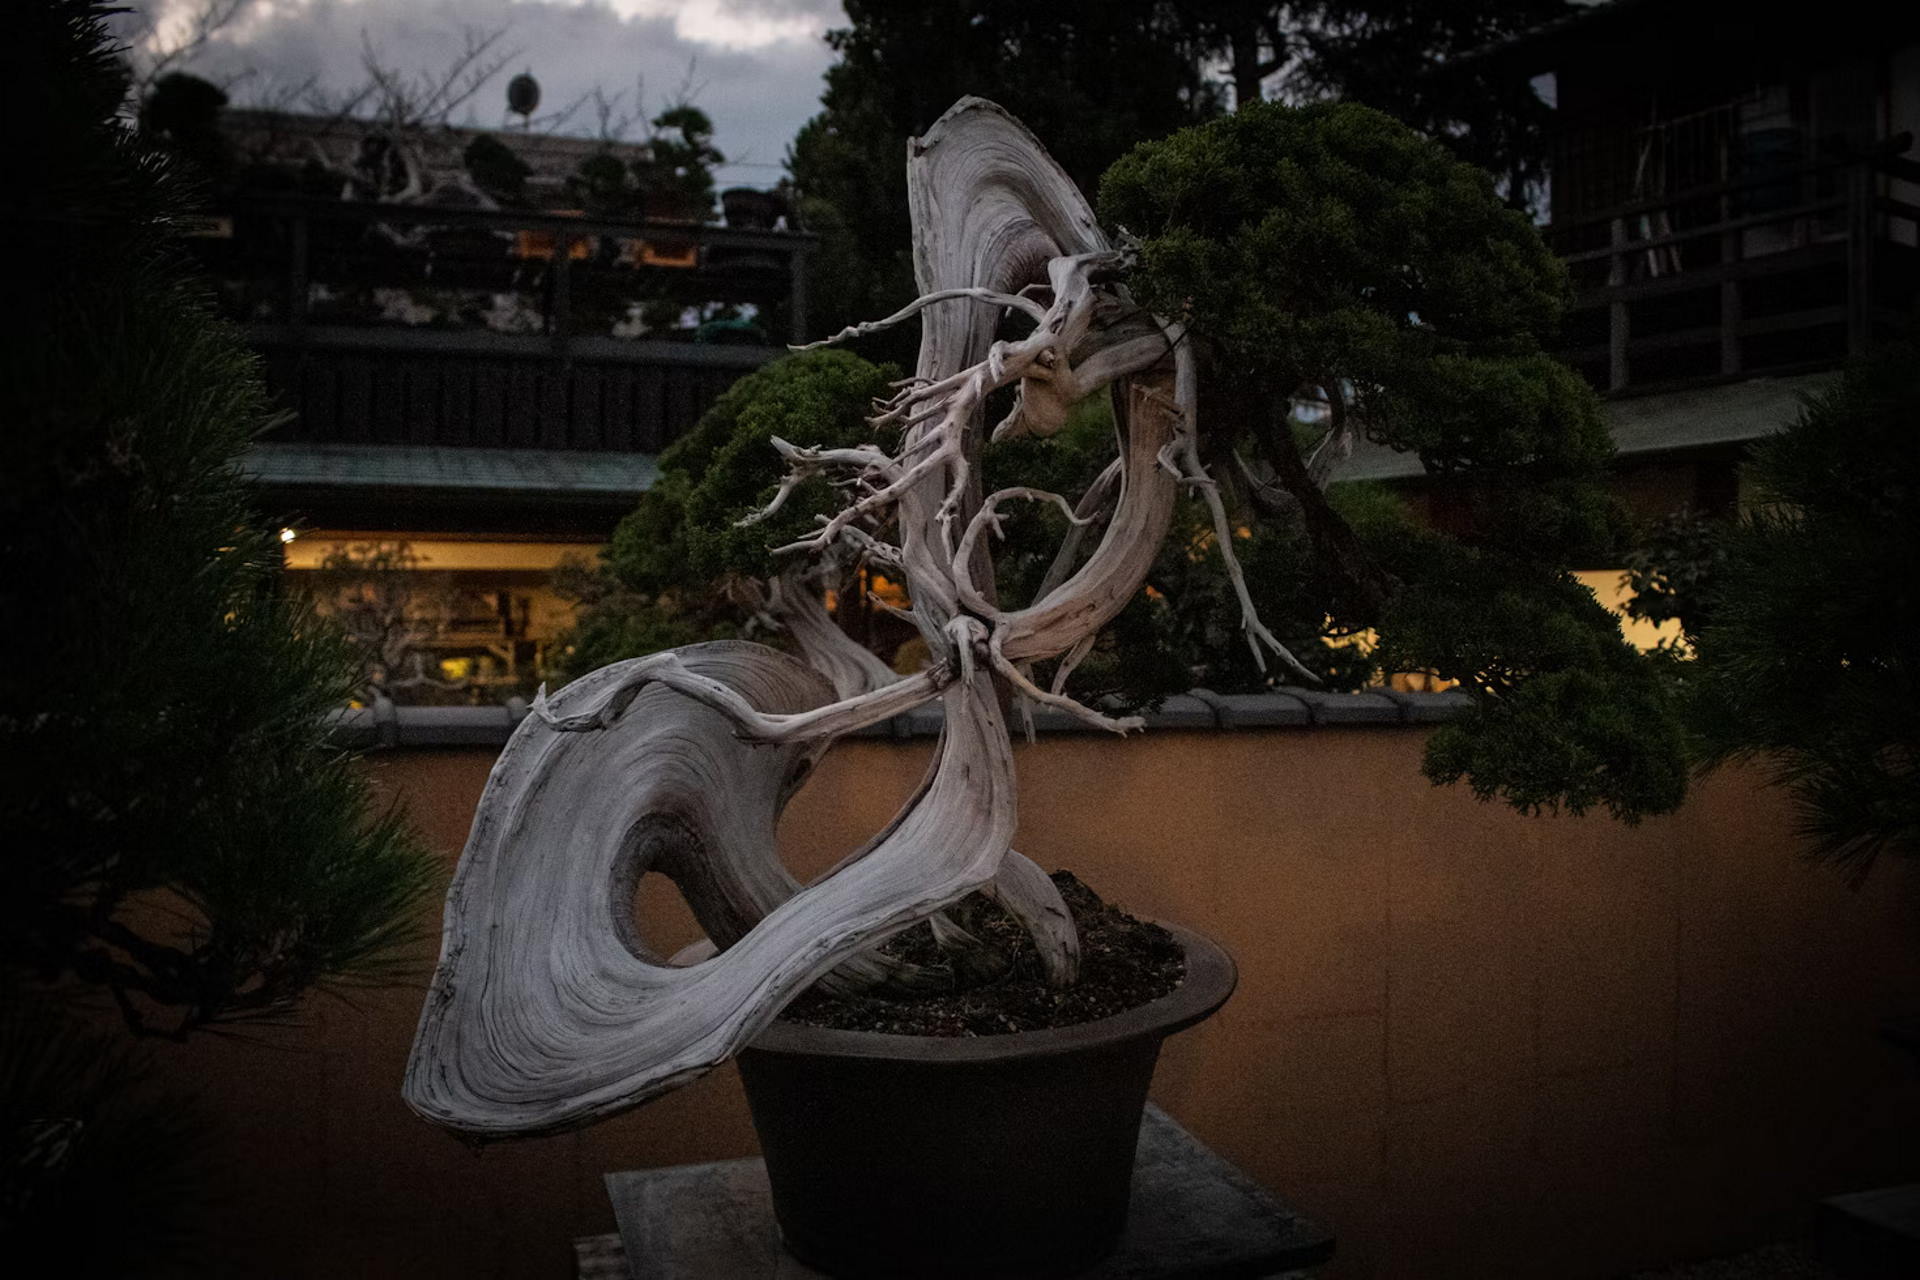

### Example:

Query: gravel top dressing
xmin=780 ymin=871 xmax=1186 ymax=1037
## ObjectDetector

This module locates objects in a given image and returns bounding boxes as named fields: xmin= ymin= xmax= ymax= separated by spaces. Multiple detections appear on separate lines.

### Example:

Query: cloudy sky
xmin=116 ymin=0 xmax=847 ymax=184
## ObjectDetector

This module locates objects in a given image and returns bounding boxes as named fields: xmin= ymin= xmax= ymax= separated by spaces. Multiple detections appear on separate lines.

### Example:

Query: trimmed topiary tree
xmin=1101 ymin=99 xmax=1685 ymax=821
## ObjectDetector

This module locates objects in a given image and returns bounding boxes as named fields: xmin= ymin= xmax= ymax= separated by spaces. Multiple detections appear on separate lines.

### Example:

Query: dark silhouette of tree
xmin=1629 ymin=347 xmax=1920 ymax=871
xmin=136 ymin=70 xmax=233 ymax=187
xmin=787 ymin=1 xmax=1221 ymax=354
xmin=3 ymin=0 xmax=437 ymax=1038
xmin=462 ymin=133 xmax=531 ymax=205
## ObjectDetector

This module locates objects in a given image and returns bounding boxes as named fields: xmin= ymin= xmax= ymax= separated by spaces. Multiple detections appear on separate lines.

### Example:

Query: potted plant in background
xmin=404 ymin=97 xmax=1686 ymax=1276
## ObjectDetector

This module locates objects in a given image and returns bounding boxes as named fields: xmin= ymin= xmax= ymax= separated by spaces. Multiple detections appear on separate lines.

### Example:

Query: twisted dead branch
xmin=405 ymin=98 xmax=1290 ymax=1137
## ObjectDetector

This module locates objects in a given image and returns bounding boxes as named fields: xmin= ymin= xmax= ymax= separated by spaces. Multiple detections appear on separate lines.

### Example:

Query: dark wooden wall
xmin=251 ymin=328 xmax=774 ymax=454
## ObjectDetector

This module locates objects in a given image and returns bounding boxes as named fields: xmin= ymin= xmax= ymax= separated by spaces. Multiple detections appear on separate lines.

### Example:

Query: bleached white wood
xmin=406 ymin=637 xmax=1016 ymax=1137
xmin=404 ymin=98 xmax=1282 ymax=1137
xmin=766 ymin=570 xmax=901 ymax=700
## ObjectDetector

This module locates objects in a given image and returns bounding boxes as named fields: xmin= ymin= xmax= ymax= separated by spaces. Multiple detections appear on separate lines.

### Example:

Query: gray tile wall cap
xmin=1379 ymin=688 xmax=1474 ymax=723
xmin=1284 ymin=689 xmax=1404 ymax=724
xmin=1192 ymin=690 xmax=1311 ymax=728
xmin=335 ymin=689 xmax=1464 ymax=749
xmin=326 ymin=701 xmax=527 ymax=748
xmin=1139 ymin=693 xmax=1219 ymax=731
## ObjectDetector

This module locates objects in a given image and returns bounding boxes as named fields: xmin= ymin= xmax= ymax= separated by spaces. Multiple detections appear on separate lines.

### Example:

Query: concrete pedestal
xmin=576 ymin=1104 xmax=1334 ymax=1279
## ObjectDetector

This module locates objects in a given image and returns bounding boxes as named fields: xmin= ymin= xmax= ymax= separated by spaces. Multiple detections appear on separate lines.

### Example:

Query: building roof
xmin=244 ymin=442 xmax=660 ymax=500
xmin=1456 ymin=0 xmax=1915 ymax=77
xmin=250 ymin=371 xmax=1834 ymax=503
xmin=220 ymin=108 xmax=657 ymax=200
xmin=1328 ymin=372 xmax=1834 ymax=483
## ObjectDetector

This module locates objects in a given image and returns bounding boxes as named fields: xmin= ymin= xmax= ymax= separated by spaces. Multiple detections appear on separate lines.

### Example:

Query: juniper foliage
xmin=557 ymin=350 xmax=902 ymax=678
xmin=571 ymin=101 xmax=1688 ymax=824
xmin=1101 ymin=102 xmax=1685 ymax=820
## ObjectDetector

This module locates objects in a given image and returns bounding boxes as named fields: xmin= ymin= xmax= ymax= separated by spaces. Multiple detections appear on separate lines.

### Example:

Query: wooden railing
xmin=188 ymin=198 xmax=815 ymax=452
xmin=1544 ymin=152 xmax=1920 ymax=396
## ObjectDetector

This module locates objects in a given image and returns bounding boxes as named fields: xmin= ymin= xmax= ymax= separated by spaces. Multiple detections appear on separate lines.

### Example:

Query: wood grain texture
xmin=403 ymin=99 xmax=1224 ymax=1137
xmin=405 ymin=639 xmax=1018 ymax=1137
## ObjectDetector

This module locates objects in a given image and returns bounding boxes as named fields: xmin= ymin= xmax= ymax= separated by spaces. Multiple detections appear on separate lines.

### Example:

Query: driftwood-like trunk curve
xmin=404 ymin=99 xmax=1289 ymax=1138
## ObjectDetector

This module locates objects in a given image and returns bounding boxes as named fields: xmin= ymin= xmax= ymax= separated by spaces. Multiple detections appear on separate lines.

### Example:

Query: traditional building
xmin=184 ymin=108 xmax=811 ymax=700
xmin=1334 ymin=0 xmax=1920 ymax=635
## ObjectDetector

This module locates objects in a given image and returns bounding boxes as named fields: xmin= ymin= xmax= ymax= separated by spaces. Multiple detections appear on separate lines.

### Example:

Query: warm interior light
xmin=867 ymin=573 xmax=911 ymax=609
xmin=281 ymin=536 xmax=601 ymax=572
xmin=1574 ymin=570 xmax=1686 ymax=653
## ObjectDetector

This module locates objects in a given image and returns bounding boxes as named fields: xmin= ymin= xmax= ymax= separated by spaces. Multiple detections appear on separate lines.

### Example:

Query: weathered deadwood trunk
xmin=403 ymin=98 xmax=1287 ymax=1139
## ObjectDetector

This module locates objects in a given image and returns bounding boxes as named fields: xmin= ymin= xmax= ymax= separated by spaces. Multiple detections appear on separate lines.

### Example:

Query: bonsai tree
xmin=574 ymin=100 xmax=1687 ymax=812
xmin=405 ymin=98 xmax=1685 ymax=1137
xmin=300 ymin=542 xmax=462 ymax=705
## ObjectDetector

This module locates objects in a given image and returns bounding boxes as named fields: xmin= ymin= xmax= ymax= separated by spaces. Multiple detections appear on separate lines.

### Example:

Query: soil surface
xmin=779 ymin=871 xmax=1186 ymax=1036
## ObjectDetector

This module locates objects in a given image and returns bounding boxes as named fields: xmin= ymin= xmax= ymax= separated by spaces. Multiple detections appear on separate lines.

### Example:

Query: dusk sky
xmin=116 ymin=1 xmax=848 ymax=185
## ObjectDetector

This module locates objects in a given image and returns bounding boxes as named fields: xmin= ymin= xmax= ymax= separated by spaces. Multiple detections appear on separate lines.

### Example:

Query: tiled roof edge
xmin=329 ymin=689 xmax=1470 ymax=750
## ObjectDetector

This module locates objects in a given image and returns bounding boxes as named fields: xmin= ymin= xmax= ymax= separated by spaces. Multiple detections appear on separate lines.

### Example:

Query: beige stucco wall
xmin=154 ymin=729 xmax=1920 ymax=1278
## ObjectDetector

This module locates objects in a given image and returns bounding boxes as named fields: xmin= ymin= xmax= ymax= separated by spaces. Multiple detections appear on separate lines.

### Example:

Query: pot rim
xmin=746 ymin=921 xmax=1236 ymax=1064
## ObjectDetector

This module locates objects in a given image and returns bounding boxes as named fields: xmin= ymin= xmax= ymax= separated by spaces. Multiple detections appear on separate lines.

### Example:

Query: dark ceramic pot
xmin=737 ymin=922 xmax=1235 ymax=1280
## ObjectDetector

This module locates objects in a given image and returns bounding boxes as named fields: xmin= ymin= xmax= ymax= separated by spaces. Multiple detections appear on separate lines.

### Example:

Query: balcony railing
xmin=186 ymin=198 xmax=815 ymax=453
xmin=1545 ymin=152 xmax=1919 ymax=396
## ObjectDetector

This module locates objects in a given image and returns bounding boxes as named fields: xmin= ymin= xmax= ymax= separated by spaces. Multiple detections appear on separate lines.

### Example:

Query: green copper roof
xmin=1329 ymin=372 xmax=1836 ymax=484
xmin=244 ymin=443 xmax=661 ymax=497
xmin=248 ymin=372 xmax=1836 ymax=497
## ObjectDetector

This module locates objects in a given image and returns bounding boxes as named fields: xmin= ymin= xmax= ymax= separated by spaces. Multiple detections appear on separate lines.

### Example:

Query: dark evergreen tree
xmin=1290 ymin=1 xmax=1568 ymax=203
xmin=136 ymin=70 xmax=234 ymax=191
xmin=1 ymin=1 xmax=437 ymax=1038
xmin=1103 ymin=100 xmax=1685 ymax=821
xmin=1632 ymin=348 xmax=1920 ymax=870
xmin=790 ymin=2 xmax=1567 ymax=366
xmin=638 ymin=105 xmax=725 ymax=217
xmin=786 ymin=1 xmax=1221 ymax=355
xmin=1193 ymin=2 xmax=1571 ymax=202
xmin=463 ymin=133 xmax=532 ymax=205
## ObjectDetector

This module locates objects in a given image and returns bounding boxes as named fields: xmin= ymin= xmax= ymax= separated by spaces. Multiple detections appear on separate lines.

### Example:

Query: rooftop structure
xmin=1338 ymin=0 xmax=1920 ymax=524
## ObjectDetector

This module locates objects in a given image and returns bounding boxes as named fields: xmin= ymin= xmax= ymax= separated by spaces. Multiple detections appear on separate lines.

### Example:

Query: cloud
xmin=119 ymin=0 xmax=843 ymax=182
xmin=595 ymin=0 xmax=843 ymax=50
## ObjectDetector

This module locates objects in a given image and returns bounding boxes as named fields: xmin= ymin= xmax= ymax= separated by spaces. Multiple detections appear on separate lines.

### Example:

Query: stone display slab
xmin=589 ymin=1104 xmax=1333 ymax=1279
xmin=1818 ymin=1182 xmax=1920 ymax=1277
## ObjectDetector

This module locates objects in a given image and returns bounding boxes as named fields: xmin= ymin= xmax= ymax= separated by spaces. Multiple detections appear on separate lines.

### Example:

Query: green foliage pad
xmin=1102 ymin=102 xmax=1684 ymax=821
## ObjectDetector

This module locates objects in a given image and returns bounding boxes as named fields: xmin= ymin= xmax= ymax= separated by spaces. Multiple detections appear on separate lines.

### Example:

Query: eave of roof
xmin=244 ymin=442 xmax=660 ymax=501
xmin=247 ymin=370 xmax=1833 ymax=502
xmin=1327 ymin=371 xmax=1833 ymax=484
xmin=1445 ymin=0 xmax=1665 ymax=76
